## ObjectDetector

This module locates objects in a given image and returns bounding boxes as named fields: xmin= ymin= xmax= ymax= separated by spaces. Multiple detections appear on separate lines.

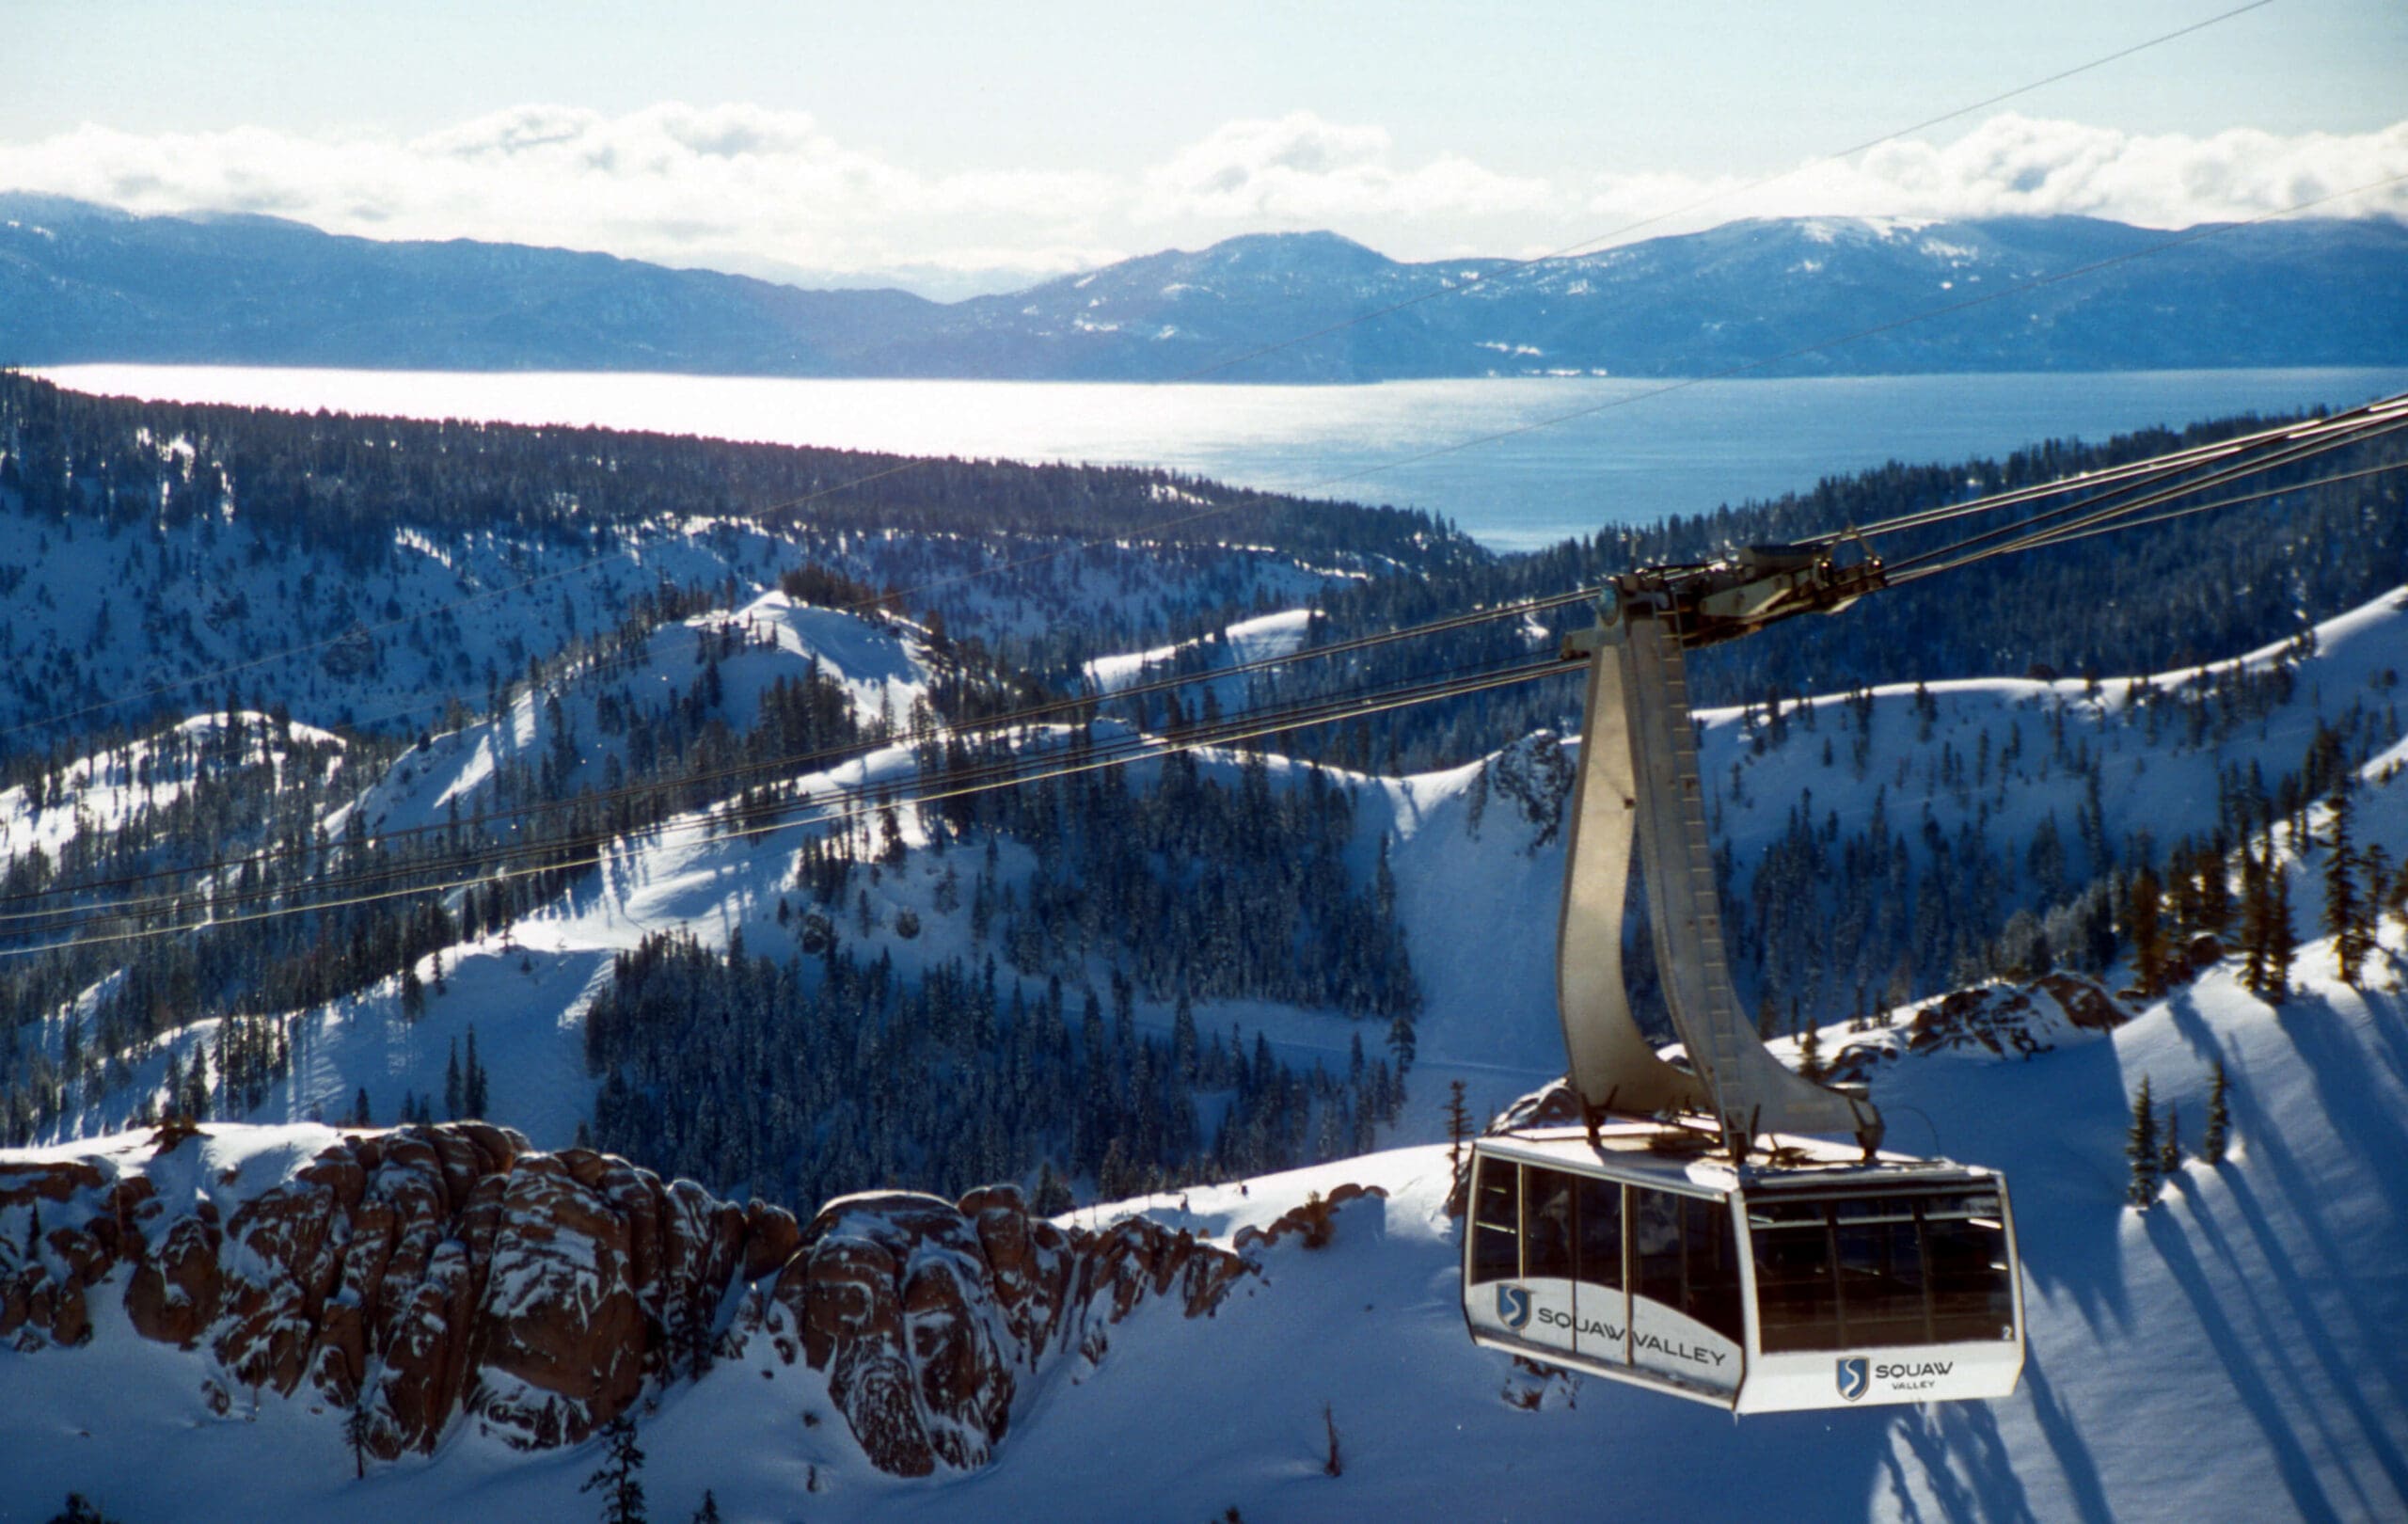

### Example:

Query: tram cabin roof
xmin=1475 ymin=1122 xmax=2003 ymax=1199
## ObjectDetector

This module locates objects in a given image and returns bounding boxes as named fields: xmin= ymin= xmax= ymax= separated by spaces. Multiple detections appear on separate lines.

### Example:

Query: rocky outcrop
xmin=0 ymin=1123 xmax=1258 ymax=1477
xmin=1485 ymin=971 xmax=2136 ymax=1124
xmin=763 ymin=1185 xmax=1255 ymax=1477
xmin=1826 ymin=971 xmax=2133 ymax=1082
xmin=1231 ymin=1183 xmax=1388 ymax=1252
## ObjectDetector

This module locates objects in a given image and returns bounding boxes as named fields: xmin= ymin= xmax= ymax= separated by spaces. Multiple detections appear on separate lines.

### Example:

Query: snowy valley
xmin=1 ymin=378 xmax=2405 ymax=1521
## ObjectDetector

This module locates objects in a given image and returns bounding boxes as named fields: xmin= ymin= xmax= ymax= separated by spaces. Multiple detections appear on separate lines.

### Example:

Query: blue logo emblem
xmin=1836 ymin=1357 xmax=1870 ymax=1402
xmin=1497 ymin=1285 xmax=1532 ymax=1331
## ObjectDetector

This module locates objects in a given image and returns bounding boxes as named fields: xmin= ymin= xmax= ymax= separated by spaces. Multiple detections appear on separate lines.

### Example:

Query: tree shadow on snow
xmin=2145 ymin=1208 xmax=2348 ymax=1524
xmin=1865 ymin=1349 xmax=2112 ymax=1524
xmin=2178 ymin=1174 xmax=2408 ymax=1514
xmin=1925 ymin=1025 xmax=2137 ymax=1333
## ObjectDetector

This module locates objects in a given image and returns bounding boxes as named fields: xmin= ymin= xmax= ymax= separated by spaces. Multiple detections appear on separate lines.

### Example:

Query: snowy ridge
xmin=24 ymin=583 xmax=2408 ymax=1161
xmin=7 ymin=581 xmax=2408 ymax=1516
xmin=1081 ymin=606 xmax=1314 ymax=695
xmin=342 ymin=590 xmax=935 ymax=841
xmin=0 ymin=712 xmax=346 ymax=863
xmin=4 ymin=924 xmax=2405 ymax=1522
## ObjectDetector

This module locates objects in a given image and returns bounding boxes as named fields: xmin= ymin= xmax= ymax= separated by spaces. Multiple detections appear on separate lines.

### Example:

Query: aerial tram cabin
xmin=1463 ymin=1121 xmax=2022 ymax=1411
xmin=1462 ymin=549 xmax=2025 ymax=1413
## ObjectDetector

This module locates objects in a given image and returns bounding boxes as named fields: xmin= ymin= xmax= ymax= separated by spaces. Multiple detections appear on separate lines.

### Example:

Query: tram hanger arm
xmin=1553 ymin=541 xmax=1890 ymax=1160
xmin=1566 ymin=544 xmax=1889 ymax=662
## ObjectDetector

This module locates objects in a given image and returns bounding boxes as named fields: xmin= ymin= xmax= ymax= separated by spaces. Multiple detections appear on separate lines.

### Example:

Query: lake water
xmin=37 ymin=363 xmax=2408 ymax=552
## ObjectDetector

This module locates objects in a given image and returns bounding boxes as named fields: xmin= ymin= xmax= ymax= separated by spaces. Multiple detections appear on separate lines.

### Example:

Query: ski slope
xmin=4 ymin=933 xmax=2404 ymax=1522
xmin=24 ymin=584 xmax=2408 ymax=1162
xmin=8 ymin=585 xmax=2408 ymax=1520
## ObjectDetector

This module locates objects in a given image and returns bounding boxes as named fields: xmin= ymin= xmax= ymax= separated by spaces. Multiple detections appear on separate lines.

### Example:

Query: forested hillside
xmin=0 ymin=371 xmax=1474 ymax=738
xmin=0 ymin=377 xmax=1434 ymax=1199
xmin=1275 ymin=408 xmax=2408 ymax=771
xmin=1 ymin=374 xmax=2401 ymax=1226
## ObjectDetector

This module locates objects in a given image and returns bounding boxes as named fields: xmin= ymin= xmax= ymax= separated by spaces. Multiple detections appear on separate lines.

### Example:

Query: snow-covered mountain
xmin=8 ymin=194 xmax=2404 ymax=378
xmin=3 ymin=947 xmax=2403 ymax=1522
xmin=7 ymin=562 xmax=2408 ymax=1519
xmin=6 ymin=363 xmax=2407 ymax=1517
xmin=16 ymin=564 xmax=2408 ymax=1147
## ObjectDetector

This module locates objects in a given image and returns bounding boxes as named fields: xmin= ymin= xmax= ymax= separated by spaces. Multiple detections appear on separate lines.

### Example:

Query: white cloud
xmin=1583 ymin=115 xmax=2408 ymax=238
xmin=0 ymin=103 xmax=1119 ymax=288
xmin=0 ymin=106 xmax=2398 ymax=292
xmin=1135 ymin=111 xmax=1554 ymax=225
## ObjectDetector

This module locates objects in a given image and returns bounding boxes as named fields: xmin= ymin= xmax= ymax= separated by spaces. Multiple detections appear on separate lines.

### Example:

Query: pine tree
xmin=466 ymin=1026 xmax=488 ymax=1118
xmin=444 ymin=1040 xmax=464 ymax=1120
xmin=581 ymin=1415 xmax=647 ymax=1524
xmin=1444 ymin=1078 xmax=1472 ymax=1209
xmin=353 ymin=1087 xmax=372 ymax=1128
xmin=2125 ymin=865 xmax=2168 ymax=995
xmin=690 ymin=1493 xmax=722 ymax=1524
xmin=2202 ymin=1060 xmax=2232 ymax=1164
xmin=344 ymin=1402 xmax=373 ymax=1480
xmin=2126 ymin=1075 xmax=2161 ymax=1210
xmin=1171 ymin=990 xmax=1198 ymax=1084
xmin=1098 ymin=1137 xmax=1133 ymax=1201
xmin=183 ymin=1049 xmax=213 ymax=1120
xmin=2269 ymin=874 xmax=2296 ymax=1001
xmin=2324 ymin=783 xmax=2367 ymax=985
xmin=2239 ymin=845 xmax=2272 ymax=995
xmin=2195 ymin=839 xmax=2233 ymax=935
xmin=2159 ymin=1101 xmax=2184 ymax=1181
xmin=1033 ymin=1160 xmax=1073 ymax=1216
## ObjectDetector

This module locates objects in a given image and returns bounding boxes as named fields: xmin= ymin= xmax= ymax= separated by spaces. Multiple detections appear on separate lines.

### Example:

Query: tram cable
xmin=0 ymin=2 xmax=2312 ymax=747
xmin=1800 ymin=391 xmax=2408 ymax=548
xmin=8 ymin=401 xmax=2401 ymax=943
xmin=0 ymin=585 xmax=1602 ymax=920
xmin=0 ymin=652 xmax=1573 ymax=956
xmin=1910 ymin=457 xmax=2408 ymax=566
xmin=1880 ymin=401 xmax=2408 ymax=579
xmin=1 ymin=628 xmax=1578 ymax=934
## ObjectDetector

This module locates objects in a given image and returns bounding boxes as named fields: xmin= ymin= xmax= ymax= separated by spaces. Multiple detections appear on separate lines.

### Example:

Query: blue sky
xmin=8 ymin=1 xmax=2403 ymax=294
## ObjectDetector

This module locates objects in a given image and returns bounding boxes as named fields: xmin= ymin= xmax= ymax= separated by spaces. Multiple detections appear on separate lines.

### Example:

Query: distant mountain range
xmin=4 ymin=192 xmax=2403 ymax=381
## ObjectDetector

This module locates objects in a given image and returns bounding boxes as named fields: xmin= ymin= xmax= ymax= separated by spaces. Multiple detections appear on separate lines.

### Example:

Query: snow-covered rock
xmin=0 ymin=1122 xmax=1257 ymax=1477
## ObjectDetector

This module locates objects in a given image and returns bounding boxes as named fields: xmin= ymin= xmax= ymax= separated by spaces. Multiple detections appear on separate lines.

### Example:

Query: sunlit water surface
xmin=38 ymin=364 xmax=2408 ymax=551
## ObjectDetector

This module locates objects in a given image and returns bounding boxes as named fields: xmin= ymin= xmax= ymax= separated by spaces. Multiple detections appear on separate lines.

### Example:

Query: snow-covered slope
xmin=8 ymin=577 xmax=2408 ymax=1520
xmin=4 ymin=936 xmax=2404 ymax=1521
xmin=25 ymin=583 xmax=2408 ymax=1163
xmin=341 ymin=589 xmax=935 ymax=841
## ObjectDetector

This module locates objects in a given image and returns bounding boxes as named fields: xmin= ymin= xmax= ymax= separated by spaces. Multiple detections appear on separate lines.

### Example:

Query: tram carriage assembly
xmin=1462 ymin=544 xmax=2027 ymax=1412
xmin=1463 ymin=1123 xmax=2023 ymax=1412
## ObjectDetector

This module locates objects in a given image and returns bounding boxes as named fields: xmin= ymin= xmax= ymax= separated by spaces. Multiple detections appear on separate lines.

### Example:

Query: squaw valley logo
xmin=1497 ymin=1285 xmax=1532 ymax=1332
xmin=1836 ymin=1357 xmax=1871 ymax=1402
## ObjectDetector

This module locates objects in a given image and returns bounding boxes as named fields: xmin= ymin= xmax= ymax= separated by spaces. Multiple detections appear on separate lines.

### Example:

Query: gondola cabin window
xmin=1575 ymin=1176 xmax=1622 ymax=1290
xmin=1524 ymin=1167 xmax=1576 ymax=1279
xmin=1464 ymin=1157 xmax=1738 ymax=1344
xmin=1633 ymin=1186 xmax=1746 ymax=1345
xmin=1470 ymin=1157 xmax=1519 ymax=1283
xmin=1749 ymin=1190 xmax=2014 ymax=1352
